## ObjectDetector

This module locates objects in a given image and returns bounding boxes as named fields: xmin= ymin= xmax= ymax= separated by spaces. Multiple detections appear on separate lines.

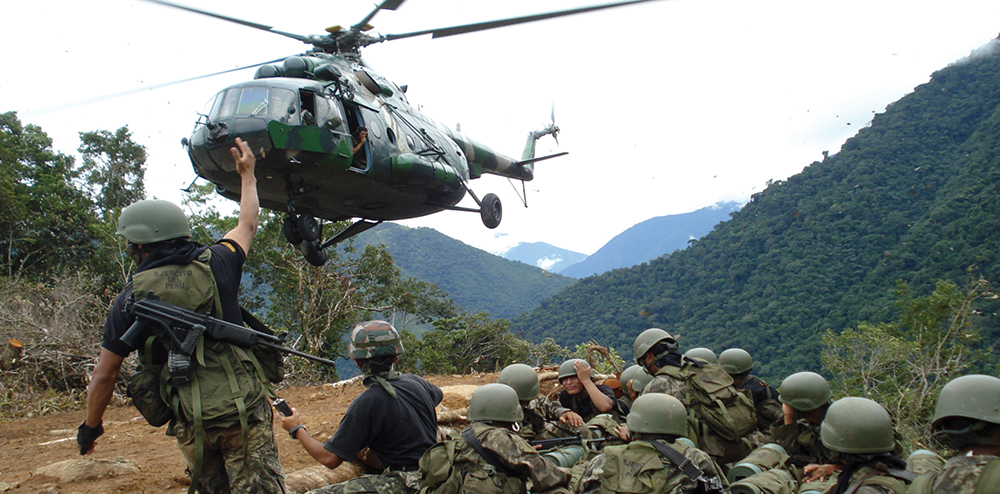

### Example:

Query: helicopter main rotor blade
xmin=381 ymin=0 xmax=660 ymax=42
xmin=141 ymin=0 xmax=312 ymax=44
xmin=21 ymin=58 xmax=286 ymax=118
xmin=351 ymin=0 xmax=407 ymax=32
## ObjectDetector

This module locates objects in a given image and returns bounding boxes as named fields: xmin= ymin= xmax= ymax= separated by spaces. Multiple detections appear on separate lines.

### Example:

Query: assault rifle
xmin=528 ymin=434 xmax=622 ymax=451
xmin=121 ymin=294 xmax=336 ymax=383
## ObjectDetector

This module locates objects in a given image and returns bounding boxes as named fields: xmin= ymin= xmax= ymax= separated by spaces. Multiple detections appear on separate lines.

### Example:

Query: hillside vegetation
xmin=349 ymin=223 xmax=576 ymax=320
xmin=513 ymin=39 xmax=1000 ymax=382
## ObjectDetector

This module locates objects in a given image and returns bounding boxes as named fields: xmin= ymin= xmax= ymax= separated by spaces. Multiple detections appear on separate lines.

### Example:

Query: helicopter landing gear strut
xmin=449 ymin=189 xmax=502 ymax=229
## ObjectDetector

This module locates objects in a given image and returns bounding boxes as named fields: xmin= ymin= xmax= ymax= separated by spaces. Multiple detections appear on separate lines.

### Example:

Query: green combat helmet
xmin=820 ymin=397 xmax=895 ymax=454
xmin=633 ymin=328 xmax=677 ymax=364
xmin=931 ymin=374 xmax=1000 ymax=448
xmin=620 ymin=365 xmax=653 ymax=394
xmin=719 ymin=348 xmax=754 ymax=375
xmin=627 ymin=393 xmax=688 ymax=436
xmin=558 ymin=359 xmax=588 ymax=380
xmin=116 ymin=199 xmax=191 ymax=244
xmin=497 ymin=363 xmax=540 ymax=401
xmin=468 ymin=383 xmax=524 ymax=423
xmin=779 ymin=371 xmax=832 ymax=412
xmin=347 ymin=320 xmax=403 ymax=359
xmin=685 ymin=347 xmax=718 ymax=364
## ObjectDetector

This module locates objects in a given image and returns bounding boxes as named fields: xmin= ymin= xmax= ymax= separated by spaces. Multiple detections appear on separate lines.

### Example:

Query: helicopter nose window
xmin=210 ymin=86 xmax=297 ymax=120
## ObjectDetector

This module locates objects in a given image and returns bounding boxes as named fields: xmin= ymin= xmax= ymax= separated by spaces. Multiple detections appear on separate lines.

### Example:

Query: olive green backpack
xmin=658 ymin=361 xmax=758 ymax=442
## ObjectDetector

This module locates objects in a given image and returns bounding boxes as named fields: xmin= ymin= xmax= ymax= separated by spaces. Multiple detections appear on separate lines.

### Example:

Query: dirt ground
xmin=0 ymin=373 xmax=503 ymax=493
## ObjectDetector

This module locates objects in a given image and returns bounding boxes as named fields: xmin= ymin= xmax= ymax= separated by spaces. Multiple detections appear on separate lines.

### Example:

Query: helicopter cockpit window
xmin=209 ymin=87 xmax=297 ymax=121
xmin=236 ymin=88 xmax=269 ymax=116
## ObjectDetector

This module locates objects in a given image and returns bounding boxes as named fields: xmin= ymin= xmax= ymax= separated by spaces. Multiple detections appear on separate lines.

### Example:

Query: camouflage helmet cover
xmin=633 ymin=328 xmax=677 ymax=364
xmin=497 ymin=363 xmax=540 ymax=401
xmin=116 ymin=199 xmax=191 ymax=244
xmin=627 ymin=393 xmax=688 ymax=436
xmin=468 ymin=383 xmax=524 ymax=423
xmin=719 ymin=348 xmax=754 ymax=375
xmin=820 ymin=397 xmax=895 ymax=454
xmin=779 ymin=371 xmax=832 ymax=412
xmin=347 ymin=320 xmax=403 ymax=359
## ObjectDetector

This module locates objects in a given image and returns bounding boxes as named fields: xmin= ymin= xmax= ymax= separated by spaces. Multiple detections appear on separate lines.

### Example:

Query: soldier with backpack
xmin=78 ymin=138 xmax=287 ymax=493
xmin=576 ymin=393 xmax=727 ymax=494
xmin=718 ymin=348 xmax=783 ymax=431
xmin=909 ymin=374 xmax=1000 ymax=494
xmin=632 ymin=328 xmax=758 ymax=464
xmin=278 ymin=320 xmax=442 ymax=494
xmin=416 ymin=383 xmax=570 ymax=494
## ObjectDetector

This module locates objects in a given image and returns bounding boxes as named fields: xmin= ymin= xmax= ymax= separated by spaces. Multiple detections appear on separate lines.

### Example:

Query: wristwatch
xmin=289 ymin=424 xmax=307 ymax=439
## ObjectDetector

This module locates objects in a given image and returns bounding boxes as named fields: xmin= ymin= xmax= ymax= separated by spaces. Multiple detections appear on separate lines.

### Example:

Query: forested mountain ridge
xmin=512 ymin=40 xmax=1000 ymax=382
xmin=560 ymin=202 xmax=743 ymax=278
xmin=348 ymin=223 xmax=577 ymax=319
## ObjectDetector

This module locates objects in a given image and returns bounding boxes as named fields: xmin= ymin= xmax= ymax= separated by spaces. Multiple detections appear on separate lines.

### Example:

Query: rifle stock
xmin=528 ymin=435 xmax=620 ymax=450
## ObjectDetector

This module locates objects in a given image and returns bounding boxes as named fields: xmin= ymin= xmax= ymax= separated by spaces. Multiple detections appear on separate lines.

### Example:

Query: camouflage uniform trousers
xmin=173 ymin=402 xmax=286 ymax=494
xmin=306 ymin=470 xmax=415 ymax=494
xmin=911 ymin=454 xmax=1000 ymax=494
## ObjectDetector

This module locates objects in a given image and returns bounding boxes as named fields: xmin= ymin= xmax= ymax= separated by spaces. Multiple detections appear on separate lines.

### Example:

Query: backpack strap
xmin=461 ymin=427 xmax=518 ymax=478
xmin=641 ymin=439 xmax=703 ymax=480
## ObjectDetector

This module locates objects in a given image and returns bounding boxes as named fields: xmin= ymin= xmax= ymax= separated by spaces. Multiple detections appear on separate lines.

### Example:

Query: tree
xmin=77 ymin=127 xmax=149 ymax=286
xmin=78 ymin=127 xmax=147 ymax=214
xmin=0 ymin=112 xmax=98 ymax=280
xmin=822 ymin=272 xmax=994 ymax=450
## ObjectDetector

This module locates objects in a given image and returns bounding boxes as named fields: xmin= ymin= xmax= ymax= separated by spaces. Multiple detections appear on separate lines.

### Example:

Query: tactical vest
xmin=131 ymin=248 xmax=267 ymax=428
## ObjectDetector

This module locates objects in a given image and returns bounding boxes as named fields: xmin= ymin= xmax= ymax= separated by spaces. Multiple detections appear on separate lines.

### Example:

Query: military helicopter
xmin=150 ymin=0 xmax=656 ymax=265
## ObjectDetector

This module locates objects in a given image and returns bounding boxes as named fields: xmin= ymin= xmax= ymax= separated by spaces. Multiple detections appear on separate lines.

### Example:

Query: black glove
xmin=77 ymin=421 xmax=103 ymax=455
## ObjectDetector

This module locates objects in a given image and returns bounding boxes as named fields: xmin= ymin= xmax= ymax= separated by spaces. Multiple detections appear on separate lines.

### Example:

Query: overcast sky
xmin=4 ymin=0 xmax=1000 ymax=256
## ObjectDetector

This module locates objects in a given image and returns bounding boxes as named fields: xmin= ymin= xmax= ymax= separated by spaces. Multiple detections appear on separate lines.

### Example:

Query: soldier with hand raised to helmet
xmin=278 ymin=320 xmax=443 ymax=494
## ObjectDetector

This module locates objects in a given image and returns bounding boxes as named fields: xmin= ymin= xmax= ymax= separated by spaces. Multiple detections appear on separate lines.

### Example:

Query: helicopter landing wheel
xmin=297 ymin=214 xmax=321 ymax=242
xmin=283 ymin=215 xmax=303 ymax=245
xmin=480 ymin=193 xmax=502 ymax=229
xmin=300 ymin=240 xmax=328 ymax=267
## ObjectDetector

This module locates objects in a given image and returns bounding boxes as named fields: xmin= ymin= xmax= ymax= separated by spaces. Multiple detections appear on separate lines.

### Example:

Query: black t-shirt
xmin=102 ymin=240 xmax=246 ymax=358
xmin=559 ymin=384 xmax=619 ymax=423
xmin=324 ymin=374 xmax=443 ymax=468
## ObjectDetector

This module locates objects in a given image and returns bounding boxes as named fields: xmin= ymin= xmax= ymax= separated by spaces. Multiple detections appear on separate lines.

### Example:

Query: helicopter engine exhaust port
xmin=480 ymin=193 xmax=502 ymax=229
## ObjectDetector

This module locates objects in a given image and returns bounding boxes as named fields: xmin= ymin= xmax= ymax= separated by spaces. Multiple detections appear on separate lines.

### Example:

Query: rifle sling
xmin=462 ymin=427 xmax=518 ymax=478
xmin=641 ymin=439 xmax=703 ymax=481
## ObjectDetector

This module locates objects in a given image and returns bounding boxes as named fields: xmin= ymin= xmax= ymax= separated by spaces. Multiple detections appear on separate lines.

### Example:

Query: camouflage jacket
xmin=769 ymin=418 xmax=831 ymax=465
xmin=520 ymin=396 xmax=574 ymax=441
xmin=576 ymin=439 xmax=728 ymax=494
xmin=452 ymin=423 xmax=570 ymax=494
xmin=830 ymin=465 xmax=910 ymax=494
xmin=909 ymin=454 xmax=1000 ymax=494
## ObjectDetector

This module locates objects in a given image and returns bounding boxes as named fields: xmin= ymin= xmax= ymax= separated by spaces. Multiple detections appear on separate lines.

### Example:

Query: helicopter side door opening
xmin=343 ymin=102 xmax=369 ymax=171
